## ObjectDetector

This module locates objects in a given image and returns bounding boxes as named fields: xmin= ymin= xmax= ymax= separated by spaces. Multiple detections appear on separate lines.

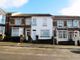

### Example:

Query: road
xmin=0 ymin=53 xmax=61 ymax=60
xmin=0 ymin=46 xmax=80 ymax=60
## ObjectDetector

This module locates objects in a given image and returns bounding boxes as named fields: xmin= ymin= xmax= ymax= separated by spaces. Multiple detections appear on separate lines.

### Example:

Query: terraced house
xmin=0 ymin=8 xmax=53 ymax=43
xmin=1 ymin=8 xmax=80 ymax=45
xmin=6 ymin=13 xmax=53 ymax=42
xmin=53 ymin=16 xmax=80 ymax=45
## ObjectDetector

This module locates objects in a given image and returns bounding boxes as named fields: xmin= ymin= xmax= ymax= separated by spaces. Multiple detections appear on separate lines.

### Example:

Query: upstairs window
xmin=43 ymin=18 xmax=47 ymax=26
xmin=25 ymin=18 xmax=31 ymax=25
xmin=67 ymin=20 xmax=79 ymax=28
xmin=0 ymin=15 xmax=2 ymax=24
xmin=53 ymin=21 xmax=57 ymax=26
xmin=10 ymin=19 xmax=14 ymax=24
xmin=57 ymin=20 xmax=64 ymax=28
xmin=32 ymin=18 xmax=37 ymax=26
xmin=67 ymin=20 xmax=73 ymax=28
xmin=15 ymin=18 xmax=21 ymax=25
xmin=73 ymin=20 xmax=79 ymax=27
xmin=0 ymin=15 xmax=5 ymax=24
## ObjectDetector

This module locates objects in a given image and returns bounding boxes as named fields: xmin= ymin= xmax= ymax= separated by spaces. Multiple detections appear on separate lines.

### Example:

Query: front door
xmin=68 ymin=31 xmax=74 ymax=41
xmin=32 ymin=30 xmax=36 ymax=40
xmin=26 ymin=30 xmax=30 ymax=41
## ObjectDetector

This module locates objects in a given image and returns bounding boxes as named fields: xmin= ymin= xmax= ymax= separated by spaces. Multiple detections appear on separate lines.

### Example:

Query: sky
xmin=0 ymin=0 xmax=80 ymax=16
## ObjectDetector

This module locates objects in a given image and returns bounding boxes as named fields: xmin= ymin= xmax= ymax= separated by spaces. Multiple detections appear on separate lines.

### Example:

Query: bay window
xmin=12 ymin=27 xmax=23 ymax=36
xmin=58 ymin=30 xmax=67 ymax=38
xmin=40 ymin=30 xmax=50 ymax=37
xmin=0 ymin=26 xmax=5 ymax=34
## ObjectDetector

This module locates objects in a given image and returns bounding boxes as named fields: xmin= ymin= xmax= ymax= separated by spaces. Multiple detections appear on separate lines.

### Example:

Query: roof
xmin=0 ymin=8 xmax=6 ymax=15
xmin=52 ymin=15 xmax=80 ymax=20
xmin=11 ymin=13 xmax=52 ymax=17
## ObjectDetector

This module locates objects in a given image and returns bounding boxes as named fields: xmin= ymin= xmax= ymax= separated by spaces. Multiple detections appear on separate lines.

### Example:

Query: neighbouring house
xmin=53 ymin=16 xmax=80 ymax=45
xmin=0 ymin=8 xmax=6 ymax=36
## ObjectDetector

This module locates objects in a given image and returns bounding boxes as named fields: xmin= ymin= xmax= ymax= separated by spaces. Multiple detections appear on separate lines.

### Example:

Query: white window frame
xmin=67 ymin=20 xmax=73 ymax=28
xmin=73 ymin=20 xmax=79 ymax=27
xmin=43 ymin=18 xmax=47 ymax=26
xmin=58 ymin=30 xmax=67 ymax=38
xmin=15 ymin=18 xmax=21 ymax=25
xmin=32 ymin=18 xmax=37 ymax=26
xmin=25 ymin=18 xmax=31 ymax=25
xmin=57 ymin=20 xmax=64 ymax=28
xmin=0 ymin=26 xmax=5 ymax=34
xmin=0 ymin=15 xmax=5 ymax=24
xmin=40 ymin=30 xmax=50 ymax=37
xmin=11 ymin=27 xmax=23 ymax=36
xmin=12 ymin=27 xmax=19 ymax=36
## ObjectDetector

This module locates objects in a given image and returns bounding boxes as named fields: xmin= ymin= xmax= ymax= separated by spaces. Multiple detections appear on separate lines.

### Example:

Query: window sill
xmin=40 ymin=36 xmax=50 ymax=37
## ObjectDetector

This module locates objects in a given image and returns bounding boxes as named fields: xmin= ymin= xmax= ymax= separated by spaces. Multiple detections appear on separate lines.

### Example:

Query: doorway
xmin=68 ymin=31 xmax=74 ymax=41
xmin=32 ymin=30 xmax=36 ymax=40
xmin=25 ymin=30 xmax=31 ymax=41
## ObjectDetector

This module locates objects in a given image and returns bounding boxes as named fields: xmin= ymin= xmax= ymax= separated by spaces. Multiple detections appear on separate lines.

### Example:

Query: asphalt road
xmin=0 ymin=53 xmax=60 ymax=60
xmin=0 ymin=50 xmax=79 ymax=60
xmin=0 ymin=46 xmax=80 ymax=60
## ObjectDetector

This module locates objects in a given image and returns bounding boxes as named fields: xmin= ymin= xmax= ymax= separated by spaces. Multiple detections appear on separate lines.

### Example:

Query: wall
xmin=31 ymin=16 xmax=53 ymax=40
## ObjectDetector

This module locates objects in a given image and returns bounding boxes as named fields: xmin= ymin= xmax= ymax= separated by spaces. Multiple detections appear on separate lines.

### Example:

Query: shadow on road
xmin=71 ymin=49 xmax=80 ymax=54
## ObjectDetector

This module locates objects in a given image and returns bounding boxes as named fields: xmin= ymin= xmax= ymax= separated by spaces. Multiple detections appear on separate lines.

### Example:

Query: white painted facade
xmin=0 ymin=8 xmax=6 ymax=34
xmin=31 ymin=16 xmax=53 ymax=41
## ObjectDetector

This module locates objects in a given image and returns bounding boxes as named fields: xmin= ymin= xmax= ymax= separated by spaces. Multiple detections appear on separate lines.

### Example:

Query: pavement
xmin=0 ymin=42 xmax=80 ymax=60
xmin=0 ymin=42 xmax=80 ymax=49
